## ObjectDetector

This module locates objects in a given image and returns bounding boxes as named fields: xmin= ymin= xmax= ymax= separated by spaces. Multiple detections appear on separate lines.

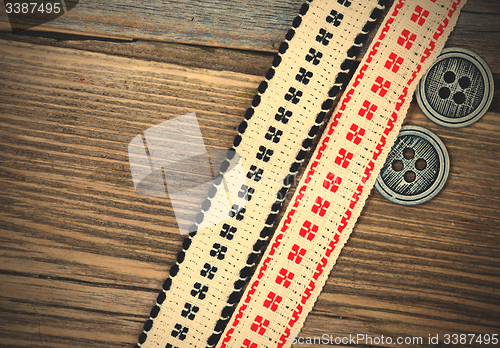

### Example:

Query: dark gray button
xmin=416 ymin=47 xmax=494 ymax=128
xmin=375 ymin=126 xmax=449 ymax=205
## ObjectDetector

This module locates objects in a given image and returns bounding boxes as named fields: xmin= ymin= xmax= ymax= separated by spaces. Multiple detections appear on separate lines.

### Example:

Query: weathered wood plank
xmin=0 ymin=0 xmax=305 ymax=51
xmin=0 ymin=0 xmax=499 ymax=73
xmin=0 ymin=38 xmax=260 ymax=347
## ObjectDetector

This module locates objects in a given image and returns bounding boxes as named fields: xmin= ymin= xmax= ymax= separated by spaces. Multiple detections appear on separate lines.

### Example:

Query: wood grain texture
xmin=0 ymin=0 xmax=305 ymax=51
xmin=0 ymin=1 xmax=499 ymax=347
xmin=0 ymin=0 xmax=499 ymax=72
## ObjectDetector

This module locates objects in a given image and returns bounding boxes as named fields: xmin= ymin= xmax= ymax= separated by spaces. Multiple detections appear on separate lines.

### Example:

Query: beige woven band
xmin=136 ymin=1 xmax=388 ymax=347
xmin=218 ymin=0 xmax=466 ymax=347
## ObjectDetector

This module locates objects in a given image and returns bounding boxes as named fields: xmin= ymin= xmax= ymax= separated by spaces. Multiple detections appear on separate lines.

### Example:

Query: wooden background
xmin=0 ymin=0 xmax=498 ymax=347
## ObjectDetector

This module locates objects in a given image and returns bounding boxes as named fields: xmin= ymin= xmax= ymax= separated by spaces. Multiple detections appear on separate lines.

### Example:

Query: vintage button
xmin=375 ymin=126 xmax=449 ymax=205
xmin=416 ymin=47 xmax=494 ymax=128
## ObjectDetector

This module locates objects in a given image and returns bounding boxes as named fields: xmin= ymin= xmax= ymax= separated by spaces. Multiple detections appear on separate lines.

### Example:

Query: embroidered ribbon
xmin=218 ymin=0 xmax=465 ymax=347
xmin=135 ymin=1 xmax=387 ymax=347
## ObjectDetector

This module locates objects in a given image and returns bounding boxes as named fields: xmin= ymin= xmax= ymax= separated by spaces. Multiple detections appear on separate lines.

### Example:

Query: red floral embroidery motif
xmin=371 ymin=76 xmax=391 ymax=97
xmin=275 ymin=268 xmax=294 ymax=288
xmin=323 ymin=172 xmax=342 ymax=193
xmin=312 ymin=196 xmax=330 ymax=217
xmin=411 ymin=5 xmax=429 ymax=26
xmin=299 ymin=220 xmax=318 ymax=241
xmin=346 ymin=123 xmax=365 ymax=145
xmin=384 ymin=52 xmax=404 ymax=73
xmin=250 ymin=315 xmax=270 ymax=335
xmin=358 ymin=100 xmax=378 ymax=120
xmin=335 ymin=148 xmax=353 ymax=169
xmin=263 ymin=291 xmax=283 ymax=312
xmin=397 ymin=29 xmax=417 ymax=49
xmin=288 ymin=244 xmax=307 ymax=264
xmin=241 ymin=339 xmax=257 ymax=348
